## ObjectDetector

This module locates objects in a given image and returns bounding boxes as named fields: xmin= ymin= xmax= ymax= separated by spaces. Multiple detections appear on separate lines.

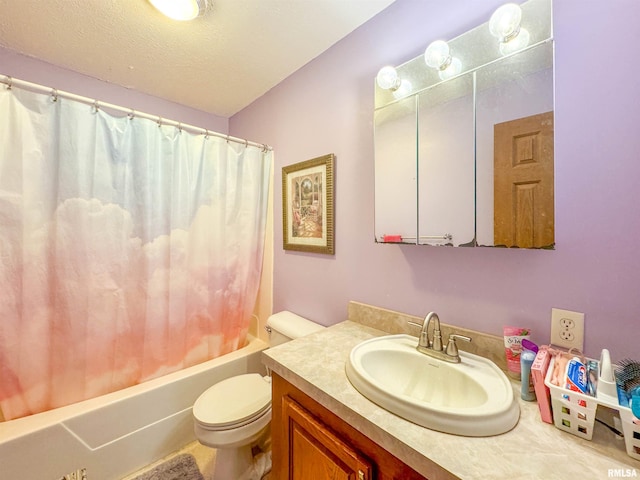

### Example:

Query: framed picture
xmin=282 ymin=153 xmax=335 ymax=254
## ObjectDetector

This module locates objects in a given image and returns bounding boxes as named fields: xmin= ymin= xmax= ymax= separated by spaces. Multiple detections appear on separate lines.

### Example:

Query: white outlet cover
xmin=550 ymin=308 xmax=585 ymax=351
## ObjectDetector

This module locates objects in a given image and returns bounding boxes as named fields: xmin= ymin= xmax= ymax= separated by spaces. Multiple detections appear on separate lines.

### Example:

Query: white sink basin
xmin=345 ymin=334 xmax=519 ymax=436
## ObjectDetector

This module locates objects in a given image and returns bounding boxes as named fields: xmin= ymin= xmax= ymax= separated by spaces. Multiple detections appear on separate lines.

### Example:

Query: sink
xmin=345 ymin=334 xmax=519 ymax=436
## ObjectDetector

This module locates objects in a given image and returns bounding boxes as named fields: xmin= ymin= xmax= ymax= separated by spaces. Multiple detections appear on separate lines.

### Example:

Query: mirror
xmin=374 ymin=0 xmax=554 ymax=248
xmin=476 ymin=42 xmax=554 ymax=247
xmin=418 ymin=73 xmax=475 ymax=246
xmin=374 ymin=96 xmax=417 ymax=242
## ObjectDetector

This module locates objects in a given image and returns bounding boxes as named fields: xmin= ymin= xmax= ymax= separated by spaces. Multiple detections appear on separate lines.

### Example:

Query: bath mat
xmin=132 ymin=453 xmax=204 ymax=480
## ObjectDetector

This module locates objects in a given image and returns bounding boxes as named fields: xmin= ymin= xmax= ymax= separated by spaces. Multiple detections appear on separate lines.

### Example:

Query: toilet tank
xmin=266 ymin=311 xmax=325 ymax=347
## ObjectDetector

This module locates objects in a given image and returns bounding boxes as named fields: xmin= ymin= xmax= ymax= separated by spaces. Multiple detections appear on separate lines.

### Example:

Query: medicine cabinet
xmin=374 ymin=0 xmax=554 ymax=248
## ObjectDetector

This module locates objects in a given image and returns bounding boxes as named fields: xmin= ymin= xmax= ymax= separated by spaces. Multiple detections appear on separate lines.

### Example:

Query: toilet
xmin=193 ymin=311 xmax=325 ymax=479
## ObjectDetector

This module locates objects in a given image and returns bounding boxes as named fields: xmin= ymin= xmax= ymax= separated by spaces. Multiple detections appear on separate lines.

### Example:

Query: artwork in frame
xmin=282 ymin=153 xmax=335 ymax=255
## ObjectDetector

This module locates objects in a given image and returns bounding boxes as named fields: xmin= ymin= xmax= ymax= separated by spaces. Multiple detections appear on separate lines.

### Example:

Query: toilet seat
xmin=193 ymin=373 xmax=271 ymax=431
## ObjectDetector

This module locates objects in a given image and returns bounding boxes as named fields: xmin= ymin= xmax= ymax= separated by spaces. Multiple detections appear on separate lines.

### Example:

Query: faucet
xmin=408 ymin=312 xmax=471 ymax=363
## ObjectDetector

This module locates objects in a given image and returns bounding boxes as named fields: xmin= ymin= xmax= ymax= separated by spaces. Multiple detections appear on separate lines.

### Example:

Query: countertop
xmin=262 ymin=320 xmax=640 ymax=480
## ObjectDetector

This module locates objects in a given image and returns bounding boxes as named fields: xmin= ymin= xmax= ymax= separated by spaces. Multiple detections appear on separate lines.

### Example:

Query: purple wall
xmin=230 ymin=0 xmax=640 ymax=361
xmin=0 ymin=48 xmax=228 ymax=133
xmin=1 ymin=1 xmax=638 ymax=361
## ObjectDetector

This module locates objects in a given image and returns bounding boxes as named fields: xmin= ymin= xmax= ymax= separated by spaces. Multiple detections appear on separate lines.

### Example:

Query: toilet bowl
xmin=193 ymin=373 xmax=272 ymax=449
xmin=192 ymin=311 xmax=325 ymax=479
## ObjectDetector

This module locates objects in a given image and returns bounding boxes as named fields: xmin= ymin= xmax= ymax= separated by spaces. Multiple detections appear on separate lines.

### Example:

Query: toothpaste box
xmin=565 ymin=358 xmax=589 ymax=393
xmin=531 ymin=346 xmax=553 ymax=424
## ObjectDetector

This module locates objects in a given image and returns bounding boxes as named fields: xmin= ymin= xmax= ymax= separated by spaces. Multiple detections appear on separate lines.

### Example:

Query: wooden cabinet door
xmin=494 ymin=111 xmax=554 ymax=248
xmin=283 ymin=396 xmax=372 ymax=480
xmin=271 ymin=373 xmax=432 ymax=480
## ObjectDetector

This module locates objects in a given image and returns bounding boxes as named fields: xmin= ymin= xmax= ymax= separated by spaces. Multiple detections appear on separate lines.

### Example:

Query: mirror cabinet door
xmin=374 ymin=96 xmax=418 ymax=243
xmin=418 ymin=74 xmax=475 ymax=246
xmin=475 ymin=42 xmax=554 ymax=248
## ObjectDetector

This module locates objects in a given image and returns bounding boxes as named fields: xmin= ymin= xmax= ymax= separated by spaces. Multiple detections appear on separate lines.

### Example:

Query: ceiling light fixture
xmin=489 ymin=3 xmax=530 ymax=55
xmin=149 ymin=0 xmax=208 ymax=21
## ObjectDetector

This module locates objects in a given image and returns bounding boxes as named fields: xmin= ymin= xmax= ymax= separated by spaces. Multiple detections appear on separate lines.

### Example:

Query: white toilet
xmin=193 ymin=311 xmax=325 ymax=479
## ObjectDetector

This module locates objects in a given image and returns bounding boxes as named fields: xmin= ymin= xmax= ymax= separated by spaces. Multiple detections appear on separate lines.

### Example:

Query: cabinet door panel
xmin=271 ymin=373 xmax=432 ymax=480
xmin=284 ymin=396 xmax=372 ymax=480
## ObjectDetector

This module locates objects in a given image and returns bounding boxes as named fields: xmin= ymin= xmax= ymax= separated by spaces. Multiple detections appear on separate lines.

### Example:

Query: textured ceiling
xmin=0 ymin=0 xmax=395 ymax=117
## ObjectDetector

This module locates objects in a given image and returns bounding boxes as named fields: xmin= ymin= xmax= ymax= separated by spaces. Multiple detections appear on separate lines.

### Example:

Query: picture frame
xmin=282 ymin=153 xmax=335 ymax=255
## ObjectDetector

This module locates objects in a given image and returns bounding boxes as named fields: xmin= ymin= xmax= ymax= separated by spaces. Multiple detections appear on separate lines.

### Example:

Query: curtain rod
xmin=0 ymin=74 xmax=272 ymax=153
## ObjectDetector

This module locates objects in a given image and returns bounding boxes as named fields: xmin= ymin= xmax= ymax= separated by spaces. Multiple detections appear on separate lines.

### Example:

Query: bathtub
xmin=0 ymin=336 xmax=268 ymax=480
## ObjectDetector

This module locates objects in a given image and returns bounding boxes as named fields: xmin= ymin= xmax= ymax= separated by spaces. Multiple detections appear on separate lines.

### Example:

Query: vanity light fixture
xmin=437 ymin=57 xmax=462 ymax=80
xmin=424 ymin=40 xmax=462 ymax=81
xmin=148 ymin=0 xmax=209 ymax=21
xmin=376 ymin=66 xmax=402 ymax=91
xmin=393 ymin=79 xmax=413 ymax=99
xmin=489 ymin=3 xmax=530 ymax=55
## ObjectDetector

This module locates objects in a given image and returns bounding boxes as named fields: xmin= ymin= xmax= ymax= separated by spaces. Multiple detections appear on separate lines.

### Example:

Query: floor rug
xmin=132 ymin=454 xmax=204 ymax=480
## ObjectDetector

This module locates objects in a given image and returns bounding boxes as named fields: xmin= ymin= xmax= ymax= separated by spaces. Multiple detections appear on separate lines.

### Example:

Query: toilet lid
xmin=193 ymin=373 xmax=271 ymax=428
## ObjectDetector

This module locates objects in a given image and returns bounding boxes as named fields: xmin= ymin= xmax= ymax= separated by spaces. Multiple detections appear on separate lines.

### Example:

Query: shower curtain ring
xmin=51 ymin=89 xmax=58 ymax=102
xmin=177 ymin=123 xmax=183 ymax=133
xmin=157 ymin=117 xmax=162 ymax=127
xmin=204 ymin=130 xmax=210 ymax=140
xmin=244 ymin=139 xmax=249 ymax=148
xmin=225 ymin=135 xmax=230 ymax=143
xmin=128 ymin=109 xmax=135 ymax=120
xmin=92 ymin=101 xmax=100 ymax=113
xmin=5 ymin=76 xmax=12 ymax=90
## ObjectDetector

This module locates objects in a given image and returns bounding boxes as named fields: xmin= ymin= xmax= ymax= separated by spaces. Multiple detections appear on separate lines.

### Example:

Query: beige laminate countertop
xmin=262 ymin=320 xmax=640 ymax=480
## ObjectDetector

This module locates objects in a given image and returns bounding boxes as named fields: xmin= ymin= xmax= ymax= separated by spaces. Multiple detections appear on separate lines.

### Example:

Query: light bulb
xmin=149 ymin=0 xmax=207 ymax=21
xmin=393 ymin=79 xmax=413 ymax=99
xmin=376 ymin=66 xmax=401 ymax=91
xmin=489 ymin=3 xmax=522 ymax=42
xmin=438 ymin=57 xmax=462 ymax=81
xmin=499 ymin=28 xmax=530 ymax=55
xmin=424 ymin=40 xmax=452 ymax=70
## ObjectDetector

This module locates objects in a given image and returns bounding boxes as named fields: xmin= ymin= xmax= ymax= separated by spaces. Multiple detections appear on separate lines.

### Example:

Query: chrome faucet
xmin=408 ymin=312 xmax=471 ymax=363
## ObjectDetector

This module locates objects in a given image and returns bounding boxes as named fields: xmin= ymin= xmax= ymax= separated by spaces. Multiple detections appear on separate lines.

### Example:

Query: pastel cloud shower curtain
xmin=0 ymin=85 xmax=271 ymax=420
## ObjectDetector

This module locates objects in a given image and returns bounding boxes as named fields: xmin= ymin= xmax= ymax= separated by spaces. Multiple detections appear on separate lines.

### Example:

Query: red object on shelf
xmin=382 ymin=235 xmax=402 ymax=242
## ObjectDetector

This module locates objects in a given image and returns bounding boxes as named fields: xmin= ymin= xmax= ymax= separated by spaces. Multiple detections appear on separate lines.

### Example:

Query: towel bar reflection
xmin=416 ymin=234 xmax=452 ymax=241
xmin=380 ymin=234 xmax=452 ymax=241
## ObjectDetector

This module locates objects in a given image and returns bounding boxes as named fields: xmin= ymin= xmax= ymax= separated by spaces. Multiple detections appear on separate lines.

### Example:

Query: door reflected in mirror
xmin=493 ymin=111 xmax=554 ymax=248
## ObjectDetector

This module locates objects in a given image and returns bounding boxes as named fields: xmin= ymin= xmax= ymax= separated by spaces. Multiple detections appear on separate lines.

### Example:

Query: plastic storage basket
xmin=544 ymin=356 xmax=640 ymax=461
xmin=619 ymin=407 xmax=640 ymax=460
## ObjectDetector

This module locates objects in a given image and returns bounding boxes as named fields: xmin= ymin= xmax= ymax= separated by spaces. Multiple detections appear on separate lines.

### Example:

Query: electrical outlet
xmin=550 ymin=308 xmax=585 ymax=351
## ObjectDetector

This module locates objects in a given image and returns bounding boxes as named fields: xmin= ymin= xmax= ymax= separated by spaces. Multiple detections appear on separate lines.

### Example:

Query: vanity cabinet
xmin=271 ymin=373 xmax=428 ymax=480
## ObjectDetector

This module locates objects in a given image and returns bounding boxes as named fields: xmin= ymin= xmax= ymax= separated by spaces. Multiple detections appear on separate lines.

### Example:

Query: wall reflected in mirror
xmin=418 ymin=73 xmax=475 ymax=246
xmin=374 ymin=0 xmax=554 ymax=249
xmin=374 ymin=96 xmax=417 ymax=242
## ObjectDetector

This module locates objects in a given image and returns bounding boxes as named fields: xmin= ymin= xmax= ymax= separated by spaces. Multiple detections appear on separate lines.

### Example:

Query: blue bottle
xmin=520 ymin=348 xmax=537 ymax=401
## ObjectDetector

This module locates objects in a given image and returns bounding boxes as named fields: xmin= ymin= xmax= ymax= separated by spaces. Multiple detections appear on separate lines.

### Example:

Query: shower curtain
xmin=0 ymin=85 xmax=272 ymax=420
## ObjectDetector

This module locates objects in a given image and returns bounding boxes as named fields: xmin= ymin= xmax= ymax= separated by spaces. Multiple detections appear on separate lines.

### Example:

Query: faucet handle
xmin=445 ymin=334 xmax=472 ymax=357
